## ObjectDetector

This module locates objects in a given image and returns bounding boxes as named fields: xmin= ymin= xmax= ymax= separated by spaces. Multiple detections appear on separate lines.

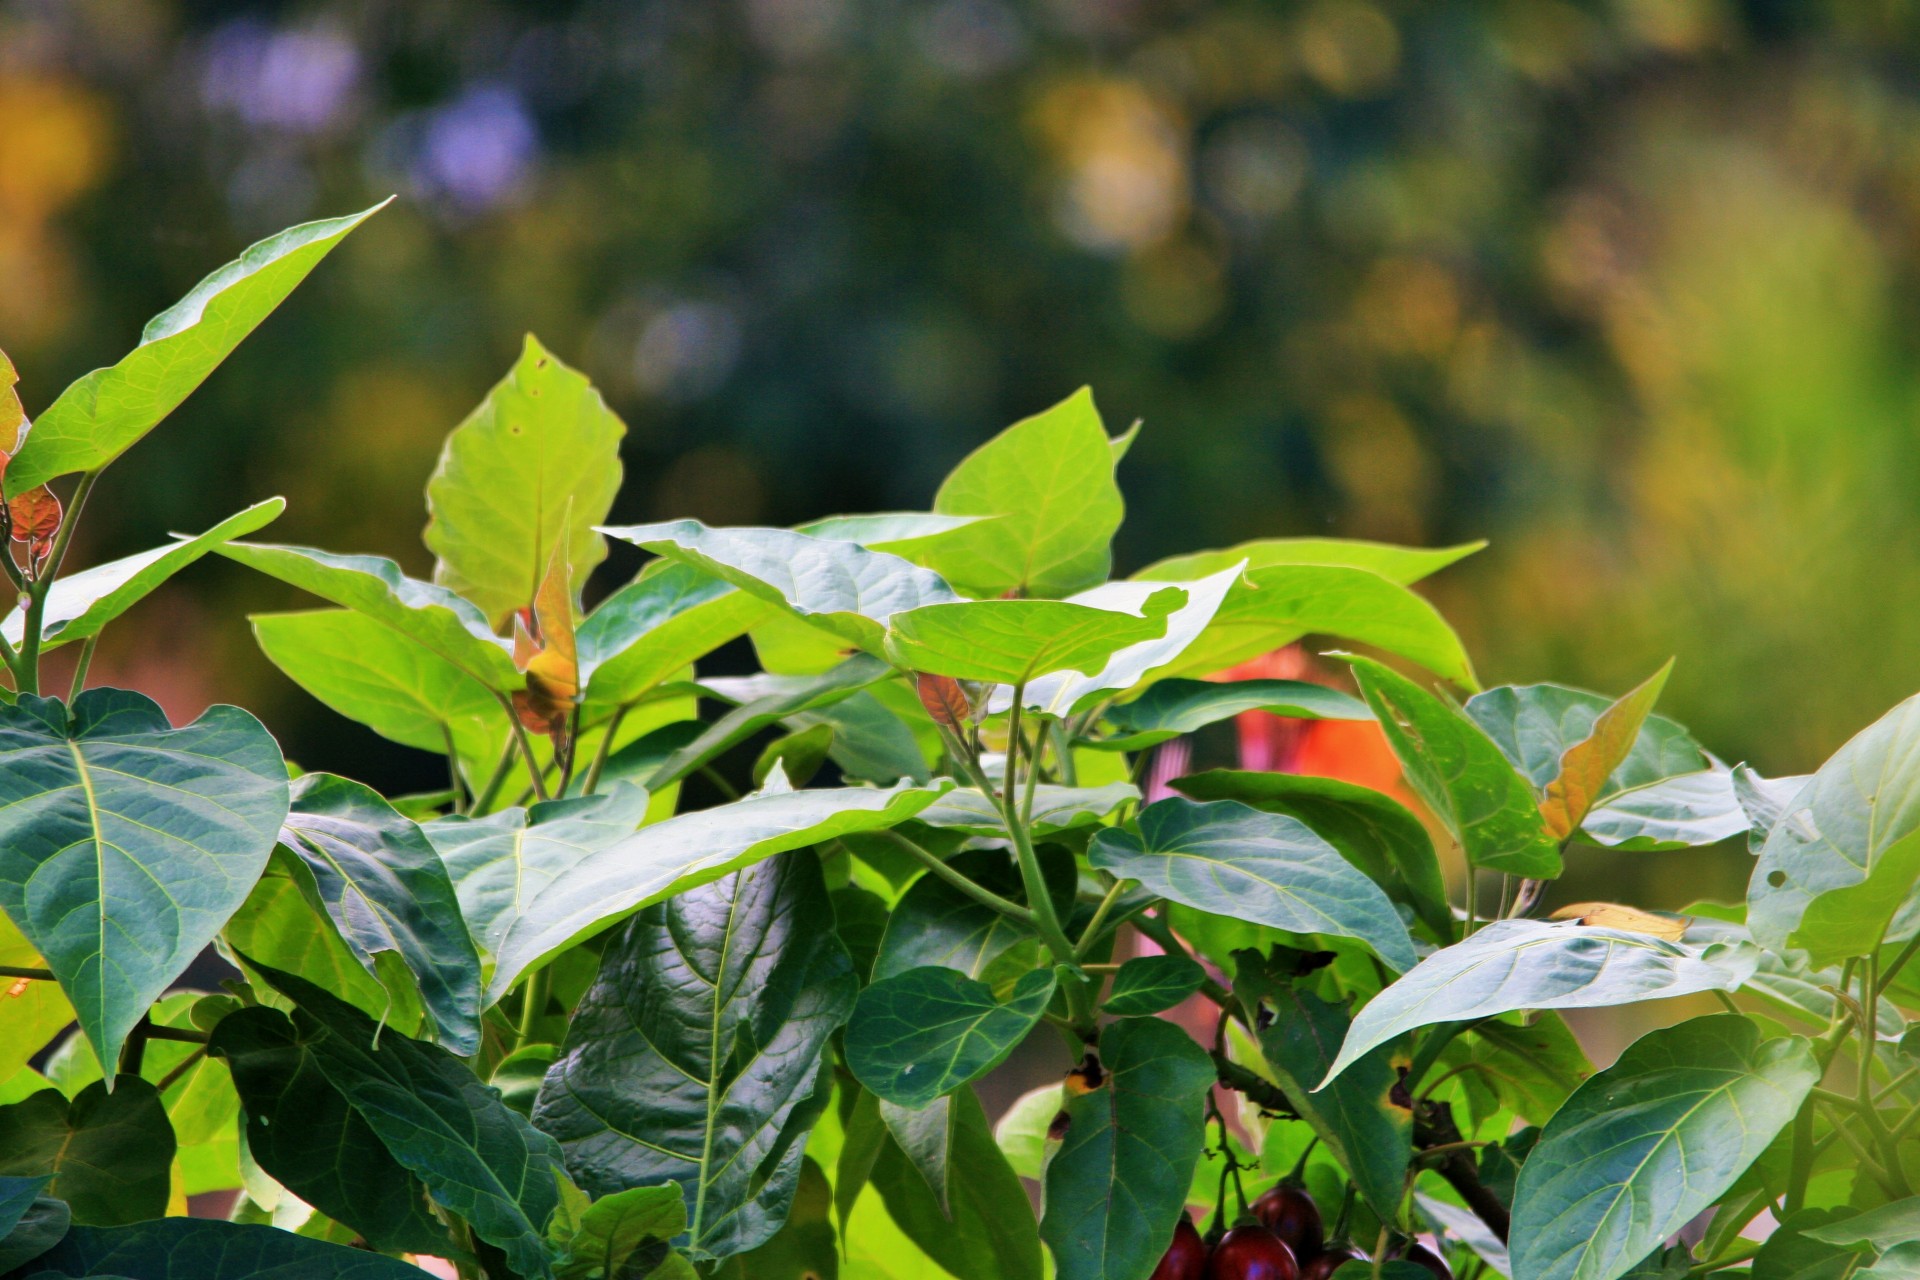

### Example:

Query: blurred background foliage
xmin=4 ymin=0 xmax=1918 ymax=913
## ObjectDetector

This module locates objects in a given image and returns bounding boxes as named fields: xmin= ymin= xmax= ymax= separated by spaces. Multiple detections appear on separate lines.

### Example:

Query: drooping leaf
xmin=577 ymin=562 xmax=768 ymax=708
xmin=870 ymin=1087 xmax=1042 ymax=1280
xmin=1348 ymin=656 xmax=1561 ymax=878
xmin=218 ymin=541 xmax=521 ymax=688
xmin=551 ymin=1183 xmax=686 ymax=1280
xmin=1580 ymin=769 xmax=1749 ymax=851
xmin=207 ymin=1006 xmax=451 ymax=1257
xmin=248 ymin=965 xmax=563 ymax=1280
xmin=924 ymin=388 xmax=1126 ymax=599
xmin=424 ymin=335 xmax=626 ymax=629
xmin=1039 ymin=1017 xmax=1214 ymax=1280
xmin=277 ymin=773 xmax=483 ymax=1053
xmin=1464 ymin=681 xmax=1706 ymax=796
xmin=0 ymin=1176 xmax=67 ymax=1273
xmin=884 ymin=595 xmax=1182 ymax=688
xmin=1684 ymin=912 xmax=1908 ymax=1039
xmin=1103 ymin=954 xmax=1206 ymax=1017
xmin=1091 ymin=678 xmax=1369 ymax=751
xmin=1136 ymin=537 xmax=1483 ymax=585
xmin=698 ymin=667 xmax=930 ymax=784
xmin=795 ymin=511 xmax=984 ymax=552
xmin=648 ymin=656 xmax=890 ymax=789
xmin=1 ymin=498 xmax=285 ymax=650
xmin=1509 ymin=1015 xmax=1819 ymax=1280
xmin=1089 ymin=798 xmax=1418 ymax=972
xmin=879 ymin=1097 xmax=954 ymax=1215
xmin=911 ymin=782 xmax=1139 ymax=837
xmin=1803 ymin=1198 xmax=1920 ymax=1251
xmin=5 ymin=1218 xmax=435 ymax=1280
xmin=6 ymin=203 xmax=385 ymax=497
xmin=1415 ymin=1195 xmax=1512 ymax=1279
xmin=534 ymin=852 xmax=853 ymax=1262
xmin=1171 ymin=770 xmax=1451 ymax=940
xmin=845 ymin=968 xmax=1056 ymax=1109
xmin=709 ymin=1156 xmax=838 ymax=1280
xmin=1751 ymin=692 xmax=1920 ymax=965
xmin=464 ymin=778 xmax=943 ymax=1004
xmin=0 ymin=1080 xmax=172 ymax=1226
xmin=1537 ymin=662 xmax=1676 ymax=839
xmin=1321 ymin=919 xmax=1760 ymax=1086
xmin=0 ymin=690 xmax=289 ymax=1071
xmin=602 ymin=520 xmax=958 ymax=653
xmin=915 ymin=672 xmax=973 ymax=730
xmin=785 ymin=691 xmax=931 ymax=785
xmin=1233 ymin=950 xmax=1411 ymax=1220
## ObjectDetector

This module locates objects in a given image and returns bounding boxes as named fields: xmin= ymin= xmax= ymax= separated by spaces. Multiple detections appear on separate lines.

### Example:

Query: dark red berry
xmin=1403 ymin=1244 xmax=1452 ymax=1280
xmin=1207 ymin=1225 xmax=1298 ymax=1280
xmin=1151 ymin=1213 xmax=1210 ymax=1280
xmin=1299 ymin=1244 xmax=1362 ymax=1280
xmin=1252 ymin=1185 xmax=1323 ymax=1259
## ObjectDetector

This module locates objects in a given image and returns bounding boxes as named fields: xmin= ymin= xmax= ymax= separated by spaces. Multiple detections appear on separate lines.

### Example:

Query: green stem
xmin=581 ymin=704 xmax=631 ymax=796
xmin=470 ymin=737 xmax=518 ymax=816
xmin=1878 ymin=933 xmax=1920 ymax=994
xmin=155 ymin=1047 xmax=206 ymax=1094
xmin=1002 ymin=684 xmax=1090 ymax=1031
xmin=495 ymin=694 xmax=551 ymax=802
xmin=16 ymin=471 xmax=98 ymax=695
xmin=874 ymin=829 xmax=1034 ymax=924
xmin=1051 ymin=719 xmax=1078 ymax=786
xmin=1073 ymin=877 xmax=1129 ymax=960
xmin=515 ymin=966 xmax=551 ymax=1053
xmin=67 ymin=633 xmax=97 ymax=703
xmin=699 ymin=765 xmax=741 ymax=801
xmin=557 ymin=705 xmax=583 ymax=796
xmin=1463 ymin=865 xmax=1478 ymax=937
xmin=440 ymin=721 xmax=467 ymax=816
xmin=0 ymin=964 xmax=55 ymax=981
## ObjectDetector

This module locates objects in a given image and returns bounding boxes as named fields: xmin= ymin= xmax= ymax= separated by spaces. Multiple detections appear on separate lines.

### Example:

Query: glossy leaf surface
xmin=845 ymin=967 xmax=1055 ymax=1109
xmin=1102 ymin=954 xmax=1206 ymax=1016
xmin=1136 ymin=537 xmax=1482 ymax=585
xmin=884 ymin=596 xmax=1179 ymax=687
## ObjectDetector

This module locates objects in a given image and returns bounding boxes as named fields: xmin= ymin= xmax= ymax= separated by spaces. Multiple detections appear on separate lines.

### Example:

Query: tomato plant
xmin=0 ymin=203 xmax=1916 ymax=1280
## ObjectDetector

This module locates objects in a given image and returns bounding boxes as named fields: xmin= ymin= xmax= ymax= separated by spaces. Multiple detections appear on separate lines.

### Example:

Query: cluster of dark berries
xmin=1149 ymin=1185 xmax=1454 ymax=1280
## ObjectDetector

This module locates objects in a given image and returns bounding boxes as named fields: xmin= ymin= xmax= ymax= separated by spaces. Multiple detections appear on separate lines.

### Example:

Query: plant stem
xmin=471 ymin=738 xmax=518 ymax=815
xmin=1463 ymin=866 xmax=1478 ymax=937
xmin=67 ymin=633 xmax=97 ymax=703
xmin=581 ymin=703 xmax=630 ymax=796
xmin=440 ymin=721 xmax=467 ymax=815
xmin=699 ymin=765 xmax=741 ymax=801
xmin=0 ymin=964 xmax=54 ymax=981
xmin=873 ymin=829 xmax=1034 ymax=923
xmin=143 ymin=1025 xmax=210 ymax=1045
xmin=1073 ymin=878 xmax=1129 ymax=960
xmin=1001 ymin=683 xmax=1091 ymax=1031
xmin=557 ymin=705 xmax=583 ymax=796
xmin=1051 ymin=719 xmax=1078 ymax=786
xmin=495 ymin=694 xmax=550 ymax=801
xmin=16 ymin=471 xmax=98 ymax=695
xmin=514 ymin=966 xmax=550 ymax=1053
xmin=1878 ymin=933 xmax=1920 ymax=994
xmin=155 ymin=1048 xmax=206 ymax=1094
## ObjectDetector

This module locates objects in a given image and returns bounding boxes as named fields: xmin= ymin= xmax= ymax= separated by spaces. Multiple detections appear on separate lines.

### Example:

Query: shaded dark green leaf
xmin=871 ymin=1087 xmax=1042 ymax=1280
xmin=0 ymin=1178 xmax=67 ymax=1274
xmin=1102 ymin=955 xmax=1205 ymax=1016
xmin=553 ymin=1183 xmax=685 ymax=1280
xmin=845 ymin=967 xmax=1055 ymax=1109
xmin=0 ymin=1081 xmax=171 ymax=1227
xmin=2 ymin=1219 xmax=433 ymax=1280
xmin=1093 ymin=677 xmax=1369 ymax=750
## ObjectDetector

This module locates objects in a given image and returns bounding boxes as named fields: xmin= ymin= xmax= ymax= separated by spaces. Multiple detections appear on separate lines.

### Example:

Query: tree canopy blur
xmin=4 ymin=0 xmax=1917 ymax=827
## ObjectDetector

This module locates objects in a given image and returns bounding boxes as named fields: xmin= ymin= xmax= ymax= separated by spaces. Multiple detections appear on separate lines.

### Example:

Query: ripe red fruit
xmin=1403 ymin=1244 xmax=1453 ymax=1280
xmin=1252 ymin=1185 xmax=1324 ymax=1259
xmin=1299 ymin=1244 xmax=1362 ymax=1280
xmin=1150 ymin=1213 xmax=1209 ymax=1280
xmin=1207 ymin=1225 xmax=1299 ymax=1280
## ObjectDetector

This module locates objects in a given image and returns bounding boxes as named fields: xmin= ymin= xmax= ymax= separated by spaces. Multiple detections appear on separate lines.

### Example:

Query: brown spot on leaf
xmin=1047 ymin=1110 xmax=1072 ymax=1142
xmin=1065 ymin=1051 xmax=1105 ymax=1095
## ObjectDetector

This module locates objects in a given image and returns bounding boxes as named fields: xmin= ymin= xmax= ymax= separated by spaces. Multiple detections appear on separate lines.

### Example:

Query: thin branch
xmin=873 ymin=829 xmax=1034 ymax=924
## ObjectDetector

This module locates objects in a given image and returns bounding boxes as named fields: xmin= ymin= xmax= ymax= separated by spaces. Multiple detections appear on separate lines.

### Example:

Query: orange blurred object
xmin=1217 ymin=646 xmax=1420 ymax=811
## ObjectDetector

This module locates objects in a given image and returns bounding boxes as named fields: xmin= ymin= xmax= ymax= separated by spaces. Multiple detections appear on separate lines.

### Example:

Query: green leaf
xmin=207 ymin=1006 xmax=451 ymax=1257
xmin=648 ymin=656 xmax=890 ymax=790
xmin=248 ymin=964 xmax=563 ymax=1280
xmin=1 ymin=498 xmax=284 ymax=650
xmin=553 ymin=1183 xmax=686 ymax=1280
xmin=1039 ymin=1017 xmax=1213 ymax=1280
xmin=252 ymin=608 xmax=506 ymax=784
xmin=1448 ymin=1014 xmax=1593 ymax=1127
xmin=1464 ymin=681 xmax=1705 ymax=797
xmin=1233 ymin=951 xmax=1411 ymax=1220
xmin=1153 ymin=564 xmax=1478 ymax=686
xmin=1136 ymin=537 xmax=1484 ymax=584
xmin=578 ymin=562 xmax=768 ymax=708
xmin=1862 ymin=1244 xmax=1920 ymax=1280
xmin=457 ymin=777 xmax=942 ymax=1004
xmin=1534 ymin=662 xmax=1676 ymax=840
xmin=911 ymin=782 xmax=1138 ymax=837
xmin=218 ymin=541 xmax=521 ymax=689
xmin=1348 ymin=656 xmax=1561 ymax=878
xmin=1756 ymin=1210 xmax=1868 ymax=1280
xmin=1580 ymin=769 xmax=1748 ymax=851
xmin=993 ymin=1083 xmax=1063 ymax=1182
xmin=601 ymin=520 xmax=957 ymax=653
xmin=0 ymin=1177 xmax=67 ymax=1273
xmin=787 ymin=691 xmax=932 ymax=785
xmin=1322 ymin=919 xmax=1759 ymax=1086
xmin=872 ymin=848 xmax=1065 ymax=982
xmin=1804 ymin=1198 xmax=1920 ymax=1250
xmin=709 ymin=1157 xmax=837 ymax=1280
xmin=1733 ymin=765 xmax=1812 ymax=855
xmin=277 ymin=773 xmax=483 ymax=1053
xmin=884 ymin=595 xmax=1181 ymax=688
xmin=1510 ymin=1014 xmax=1819 ymax=1280
xmin=0 ymin=1080 xmax=172 ymax=1226
xmin=1092 ymin=678 xmax=1369 ymax=751
xmin=1751 ymin=693 xmax=1920 ymax=966
xmin=534 ymin=852 xmax=853 ymax=1262
xmin=797 ymin=511 xmax=985 ymax=551
xmin=424 ymin=783 xmax=652 ymax=1002
xmin=925 ymin=387 xmax=1126 ymax=599
xmin=425 ymin=335 xmax=626 ymax=628
xmin=1171 ymin=769 xmax=1451 ymax=941
xmin=0 ymin=690 xmax=290 ymax=1072
xmin=1089 ymin=798 xmax=1418 ymax=972
xmin=1103 ymin=954 xmax=1206 ymax=1016
xmin=697 ymin=667 xmax=930 ymax=784
xmin=7 ymin=203 xmax=384 ymax=496
xmin=0 ymin=919 xmax=72 ymax=1083
xmin=845 ymin=968 xmax=1055 ymax=1109
xmin=8 ymin=1218 xmax=437 ymax=1279
xmin=879 ymin=1096 xmax=953 ymax=1214
xmin=870 ymin=1087 xmax=1042 ymax=1280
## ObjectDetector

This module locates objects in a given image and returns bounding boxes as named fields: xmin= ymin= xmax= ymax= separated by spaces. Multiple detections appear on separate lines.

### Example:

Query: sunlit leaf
xmin=885 ymin=594 xmax=1182 ymax=688
xmin=1580 ymin=769 xmax=1749 ymax=851
xmin=912 ymin=782 xmax=1138 ymax=836
xmin=577 ymin=561 xmax=769 ymax=708
xmin=1136 ymin=537 xmax=1484 ymax=585
xmin=1547 ymin=902 xmax=1688 ymax=941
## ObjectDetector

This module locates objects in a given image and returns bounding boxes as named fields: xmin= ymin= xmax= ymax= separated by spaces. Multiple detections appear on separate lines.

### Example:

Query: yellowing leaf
xmin=0 ymin=347 xmax=24 ymax=456
xmin=1548 ymin=902 xmax=1690 ymax=941
xmin=514 ymin=536 xmax=580 ymax=731
xmin=1540 ymin=660 xmax=1674 ymax=839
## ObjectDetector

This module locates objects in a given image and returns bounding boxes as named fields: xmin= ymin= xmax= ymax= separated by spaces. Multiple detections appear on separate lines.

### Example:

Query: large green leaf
xmin=1093 ymin=678 xmax=1369 ymax=751
xmin=1804 ymin=1198 xmax=1920 ymax=1251
xmin=1102 ymin=954 xmax=1206 ymax=1016
xmin=0 ymin=1176 xmax=67 ymax=1273
xmin=869 ymin=1087 xmax=1042 ymax=1280
xmin=450 ymin=777 xmax=943 ymax=1004
xmin=1171 ymin=770 xmax=1451 ymax=940
xmin=601 ymin=520 xmax=957 ymax=653
xmin=655 ymin=657 xmax=893 ymax=788
xmin=911 ymin=783 xmax=1138 ymax=837
xmin=425 ymin=335 xmax=626 ymax=629
xmin=1510 ymin=1015 xmax=1818 ymax=1280
xmin=845 ymin=967 xmax=1056 ymax=1109
xmin=1464 ymin=682 xmax=1706 ymax=796
xmin=872 ymin=848 xmax=1062 ymax=981
xmin=534 ymin=852 xmax=853 ymax=1262
xmin=549 ymin=1183 xmax=686 ymax=1280
xmin=1751 ymin=693 xmax=1920 ymax=965
xmin=425 ymin=783 xmax=652 ymax=1001
xmin=1 ymin=498 xmax=284 ymax=650
xmin=1322 ymin=919 xmax=1760 ymax=1085
xmin=1734 ymin=765 xmax=1813 ymax=854
xmin=577 ymin=562 xmax=768 ymax=707
xmin=1039 ymin=1017 xmax=1214 ymax=1280
xmin=1684 ymin=912 xmax=1907 ymax=1039
xmin=0 ymin=1079 xmax=172 ymax=1226
xmin=4 ymin=1218 xmax=435 ymax=1279
xmin=277 ymin=773 xmax=482 ymax=1053
xmin=1089 ymin=798 xmax=1417 ymax=972
xmin=924 ymin=388 xmax=1126 ymax=599
xmin=884 ymin=596 xmax=1180 ymax=688
xmin=219 ymin=541 xmax=520 ymax=687
xmin=1348 ymin=656 xmax=1561 ymax=878
xmin=1136 ymin=537 xmax=1483 ymax=585
xmin=0 ymin=690 xmax=290 ymax=1071
xmin=6 ymin=204 xmax=384 ymax=496
xmin=252 ymin=608 xmax=505 ymax=782
xmin=1234 ymin=951 xmax=1411 ymax=1221
xmin=710 ymin=1157 xmax=837 ymax=1280
xmin=208 ymin=1006 xmax=451 ymax=1257
xmin=249 ymin=965 xmax=563 ymax=1280
xmin=1580 ymin=769 xmax=1748 ymax=851
xmin=1151 ymin=564 xmax=1478 ymax=686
